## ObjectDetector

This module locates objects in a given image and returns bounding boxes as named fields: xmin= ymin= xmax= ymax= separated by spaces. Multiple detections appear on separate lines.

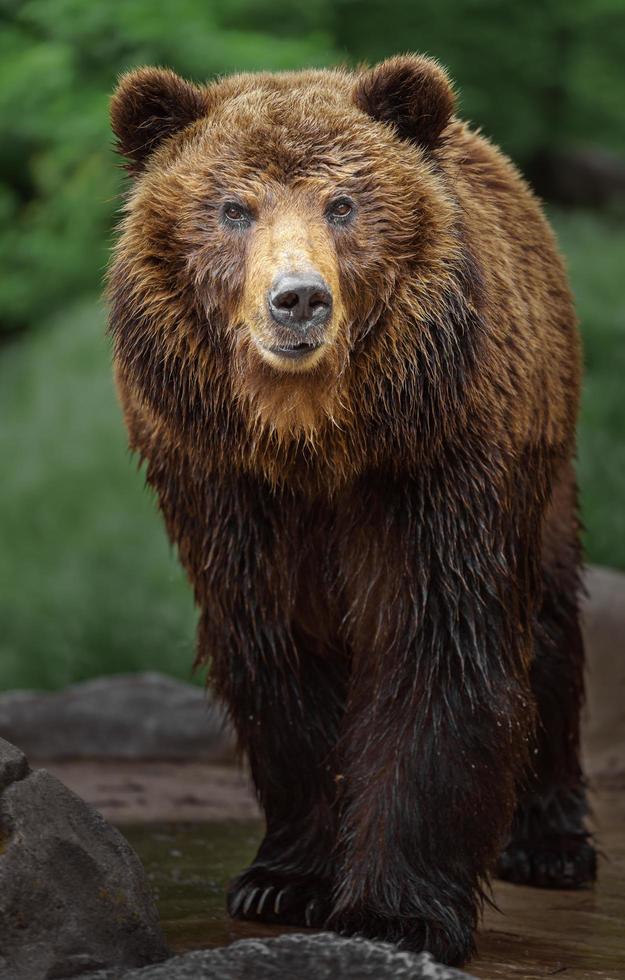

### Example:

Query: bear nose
xmin=268 ymin=274 xmax=332 ymax=330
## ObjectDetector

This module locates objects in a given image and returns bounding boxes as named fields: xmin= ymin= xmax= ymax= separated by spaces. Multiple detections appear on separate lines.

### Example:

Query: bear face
xmin=110 ymin=58 xmax=462 ymax=440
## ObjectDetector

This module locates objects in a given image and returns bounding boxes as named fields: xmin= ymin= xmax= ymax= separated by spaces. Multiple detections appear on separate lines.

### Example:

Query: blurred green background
xmin=1 ymin=0 xmax=624 ymax=689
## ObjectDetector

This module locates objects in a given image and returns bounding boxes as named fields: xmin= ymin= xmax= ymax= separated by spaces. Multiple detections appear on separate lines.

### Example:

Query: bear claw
xmin=228 ymin=868 xmax=330 ymax=927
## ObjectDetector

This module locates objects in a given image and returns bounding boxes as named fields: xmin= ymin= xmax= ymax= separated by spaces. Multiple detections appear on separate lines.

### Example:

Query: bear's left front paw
xmin=497 ymin=834 xmax=597 ymax=889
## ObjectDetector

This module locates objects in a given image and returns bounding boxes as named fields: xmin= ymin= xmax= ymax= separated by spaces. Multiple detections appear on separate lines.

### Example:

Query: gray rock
xmin=86 ymin=933 xmax=475 ymax=980
xmin=0 ymin=672 xmax=234 ymax=761
xmin=582 ymin=565 xmax=625 ymax=777
xmin=0 ymin=737 xmax=168 ymax=980
xmin=0 ymin=738 xmax=28 ymax=790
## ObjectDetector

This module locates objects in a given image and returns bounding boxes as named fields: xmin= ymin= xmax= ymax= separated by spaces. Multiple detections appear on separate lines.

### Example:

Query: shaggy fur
xmin=108 ymin=55 xmax=595 ymax=966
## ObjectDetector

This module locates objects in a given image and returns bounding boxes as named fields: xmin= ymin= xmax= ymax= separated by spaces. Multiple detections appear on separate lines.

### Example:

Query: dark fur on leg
xmin=212 ymin=627 xmax=348 ymax=926
xmin=328 ymin=459 xmax=544 ymax=966
xmin=159 ymin=473 xmax=347 ymax=929
xmin=498 ymin=471 xmax=596 ymax=889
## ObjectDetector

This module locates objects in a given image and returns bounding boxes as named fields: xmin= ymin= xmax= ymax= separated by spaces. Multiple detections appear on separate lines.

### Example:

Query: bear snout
xmin=265 ymin=272 xmax=333 ymax=362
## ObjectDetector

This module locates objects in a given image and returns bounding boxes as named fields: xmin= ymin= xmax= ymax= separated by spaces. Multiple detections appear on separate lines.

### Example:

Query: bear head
xmin=109 ymin=56 xmax=461 ymax=444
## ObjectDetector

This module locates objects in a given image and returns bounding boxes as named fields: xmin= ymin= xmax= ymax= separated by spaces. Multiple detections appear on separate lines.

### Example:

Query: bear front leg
xmin=210 ymin=622 xmax=347 ymax=928
xmin=207 ymin=604 xmax=345 ymax=927
xmin=183 ymin=476 xmax=348 ymax=930
xmin=329 ymin=468 xmax=540 ymax=965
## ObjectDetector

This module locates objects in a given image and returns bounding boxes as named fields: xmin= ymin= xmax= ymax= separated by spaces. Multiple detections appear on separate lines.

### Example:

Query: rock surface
xmin=0 ymin=672 xmax=234 ymax=761
xmin=0 ymin=737 xmax=168 ymax=980
xmin=87 ymin=933 xmax=475 ymax=979
xmin=0 ymin=737 xmax=28 ymax=790
xmin=582 ymin=565 xmax=625 ymax=778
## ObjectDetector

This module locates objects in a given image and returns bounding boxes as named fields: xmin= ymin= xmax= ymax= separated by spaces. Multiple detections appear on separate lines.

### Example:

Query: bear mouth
xmin=263 ymin=341 xmax=324 ymax=361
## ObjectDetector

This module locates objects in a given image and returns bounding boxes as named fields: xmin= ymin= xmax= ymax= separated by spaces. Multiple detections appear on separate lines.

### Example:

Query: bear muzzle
xmin=263 ymin=272 xmax=332 ymax=364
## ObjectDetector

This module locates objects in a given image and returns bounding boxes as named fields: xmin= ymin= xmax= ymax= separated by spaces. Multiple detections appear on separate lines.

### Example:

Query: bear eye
xmin=326 ymin=196 xmax=355 ymax=224
xmin=222 ymin=202 xmax=250 ymax=225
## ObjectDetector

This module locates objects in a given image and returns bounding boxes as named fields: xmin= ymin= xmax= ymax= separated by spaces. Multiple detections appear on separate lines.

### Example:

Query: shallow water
xmin=123 ymin=820 xmax=265 ymax=952
xmin=123 ymin=787 xmax=625 ymax=979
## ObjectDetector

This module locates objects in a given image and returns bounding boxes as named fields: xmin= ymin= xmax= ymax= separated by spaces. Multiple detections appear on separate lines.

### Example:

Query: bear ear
xmin=353 ymin=54 xmax=456 ymax=150
xmin=111 ymin=67 xmax=209 ymax=174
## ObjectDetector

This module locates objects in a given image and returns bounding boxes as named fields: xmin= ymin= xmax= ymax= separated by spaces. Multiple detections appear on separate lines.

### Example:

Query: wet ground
xmin=117 ymin=774 xmax=625 ymax=980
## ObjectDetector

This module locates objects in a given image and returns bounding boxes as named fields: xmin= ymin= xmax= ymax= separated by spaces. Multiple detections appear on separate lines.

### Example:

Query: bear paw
xmin=328 ymin=909 xmax=474 ymax=967
xmin=497 ymin=834 xmax=597 ymax=889
xmin=228 ymin=867 xmax=330 ymax=927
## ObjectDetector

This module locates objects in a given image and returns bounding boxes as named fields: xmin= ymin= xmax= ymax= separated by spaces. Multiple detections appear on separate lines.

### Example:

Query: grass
xmin=550 ymin=208 xmax=625 ymax=570
xmin=0 ymin=299 xmax=197 ymax=690
xmin=0 ymin=208 xmax=623 ymax=690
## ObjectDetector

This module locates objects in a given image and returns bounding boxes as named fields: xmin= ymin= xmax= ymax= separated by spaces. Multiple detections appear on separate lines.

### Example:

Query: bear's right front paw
xmin=228 ymin=866 xmax=330 ymax=928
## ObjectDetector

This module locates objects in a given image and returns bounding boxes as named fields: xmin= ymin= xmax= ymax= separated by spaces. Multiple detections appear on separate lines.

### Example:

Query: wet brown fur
xmin=108 ymin=56 xmax=594 ymax=965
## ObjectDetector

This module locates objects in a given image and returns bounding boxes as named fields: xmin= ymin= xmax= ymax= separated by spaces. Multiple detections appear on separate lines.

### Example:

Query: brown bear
xmin=108 ymin=55 xmax=596 ymax=965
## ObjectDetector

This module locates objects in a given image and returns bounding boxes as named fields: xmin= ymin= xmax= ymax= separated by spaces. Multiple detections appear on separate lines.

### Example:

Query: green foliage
xmin=332 ymin=0 xmax=625 ymax=161
xmin=551 ymin=208 xmax=625 ymax=569
xmin=1 ymin=0 xmax=624 ymax=333
xmin=0 ymin=299 xmax=198 ymax=690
